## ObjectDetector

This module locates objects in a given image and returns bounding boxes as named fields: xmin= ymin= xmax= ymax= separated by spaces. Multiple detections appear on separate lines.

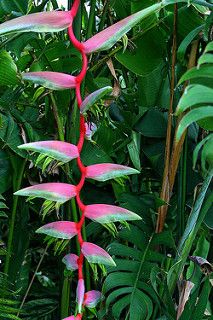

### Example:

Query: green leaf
xmin=116 ymin=28 xmax=166 ymax=76
xmin=176 ymin=107 xmax=213 ymax=141
xmin=0 ymin=51 xmax=18 ymax=85
xmin=176 ymin=85 xmax=213 ymax=115
xmin=178 ymin=65 xmax=213 ymax=84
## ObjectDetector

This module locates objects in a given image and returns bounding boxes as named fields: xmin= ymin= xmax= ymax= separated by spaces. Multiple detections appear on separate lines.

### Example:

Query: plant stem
xmin=50 ymin=93 xmax=65 ymax=141
xmin=156 ymin=4 xmax=178 ymax=233
xmin=98 ymin=0 xmax=110 ymax=32
xmin=86 ymin=0 xmax=96 ymax=39
xmin=168 ymin=170 xmax=213 ymax=294
xmin=4 ymin=159 xmax=26 ymax=275
xmin=17 ymin=245 xmax=48 ymax=316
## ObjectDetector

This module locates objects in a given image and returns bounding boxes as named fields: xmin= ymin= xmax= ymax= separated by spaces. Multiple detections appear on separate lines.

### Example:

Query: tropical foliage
xmin=0 ymin=0 xmax=212 ymax=319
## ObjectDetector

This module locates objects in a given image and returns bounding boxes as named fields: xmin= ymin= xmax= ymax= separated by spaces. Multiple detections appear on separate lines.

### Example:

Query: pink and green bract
xmin=0 ymin=0 xmax=162 ymax=317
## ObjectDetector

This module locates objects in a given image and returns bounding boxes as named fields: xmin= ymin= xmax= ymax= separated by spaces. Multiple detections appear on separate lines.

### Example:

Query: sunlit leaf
xmin=176 ymin=107 xmax=213 ymax=141
xmin=176 ymin=85 xmax=213 ymax=115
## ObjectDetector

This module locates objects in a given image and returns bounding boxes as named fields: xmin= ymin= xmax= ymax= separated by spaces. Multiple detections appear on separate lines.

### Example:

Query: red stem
xmin=68 ymin=2 xmax=89 ymax=317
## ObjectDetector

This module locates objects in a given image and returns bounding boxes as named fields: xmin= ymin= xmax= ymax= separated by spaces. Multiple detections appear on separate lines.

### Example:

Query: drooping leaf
xmin=0 ymin=11 xmax=73 ymax=36
xmin=36 ymin=221 xmax=78 ymax=239
xmin=81 ymin=242 xmax=116 ymax=266
xmin=86 ymin=163 xmax=139 ymax=181
xmin=14 ymin=183 xmax=76 ymax=203
xmin=178 ymin=65 xmax=213 ymax=84
xmin=80 ymin=86 xmax=112 ymax=113
xmin=18 ymin=141 xmax=79 ymax=163
xmin=83 ymin=2 xmax=162 ymax=53
xmin=176 ymin=107 xmax=213 ymax=141
xmin=84 ymin=290 xmax=102 ymax=308
xmin=62 ymin=253 xmax=79 ymax=271
xmin=84 ymin=204 xmax=142 ymax=224
xmin=22 ymin=72 xmax=76 ymax=90
xmin=76 ymin=279 xmax=85 ymax=313
xmin=176 ymin=85 xmax=213 ymax=115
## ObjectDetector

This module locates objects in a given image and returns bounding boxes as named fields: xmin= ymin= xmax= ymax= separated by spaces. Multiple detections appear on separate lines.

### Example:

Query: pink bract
xmin=86 ymin=163 xmax=139 ymax=181
xmin=84 ymin=290 xmax=102 ymax=308
xmin=23 ymin=72 xmax=76 ymax=90
xmin=0 ymin=11 xmax=73 ymax=35
xmin=36 ymin=221 xmax=78 ymax=239
xmin=81 ymin=242 xmax=116 ymax=266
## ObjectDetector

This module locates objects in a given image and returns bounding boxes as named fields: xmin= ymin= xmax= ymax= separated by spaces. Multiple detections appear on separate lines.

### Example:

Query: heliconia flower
xmin=76 ymin=279 xmax=85 ymax=313
xmin=83 ymin=3 xmax=162 ymax=53
xmin=84 ymin=290 xmax=102 ymax=308
xmin=62 ymin=253 xmax=79 ymax=271
xmin=63 ymin=316 xmax=77 ymax=320
xmin=18 ymin=141 xmax=79 ymax=163
xmin=0 ymin=11 xmax=73 ymax=36
xmin=14 ymin=183 xmax=76 ymax=203
xmin=80 ymin=86 xmax=112 ymax=114
xmin=84 ymin=204 xmax=142 ymax=224
xmin=85 ymin=122 xmax=97 ymax=141
xmin=81 ymin=242 xmax=116 ymax=267
xmin=36 ymin=221 xmax=78 ymax=239
xmin=22 ymin=72 xmax=76 ymax=90
xmin=86 ymin=163 xmax=139 ymax=182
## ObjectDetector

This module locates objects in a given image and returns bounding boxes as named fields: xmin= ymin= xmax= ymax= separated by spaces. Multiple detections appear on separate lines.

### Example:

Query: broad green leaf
xmin=116 ymin=28 xmax=166 ymax=76
xmin=176 ymin=85 xmax=213 ymax=115
xmin=176 ymin=107 xmax=213 ymax=141
xmin=83 ymin=2 xmax=163 ymax=53
xmin=18 ymin=141 xmax=79 ymax=163
xmin=86 ymin=163 xmax=139 ymax=181
xmin=22 ymin=72 xmax=76 ymax=90
xmin=0 ymin=51 xmax=18 ymax=85
xmin=80 ymin=86 xmax=112 ymax=113
xmin=0 ymin=11 xmax=73 ymax=36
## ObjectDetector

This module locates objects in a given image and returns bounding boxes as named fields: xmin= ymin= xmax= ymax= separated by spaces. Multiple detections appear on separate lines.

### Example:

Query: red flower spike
xmin=12 ymin=0 xmax=144 ymax=318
